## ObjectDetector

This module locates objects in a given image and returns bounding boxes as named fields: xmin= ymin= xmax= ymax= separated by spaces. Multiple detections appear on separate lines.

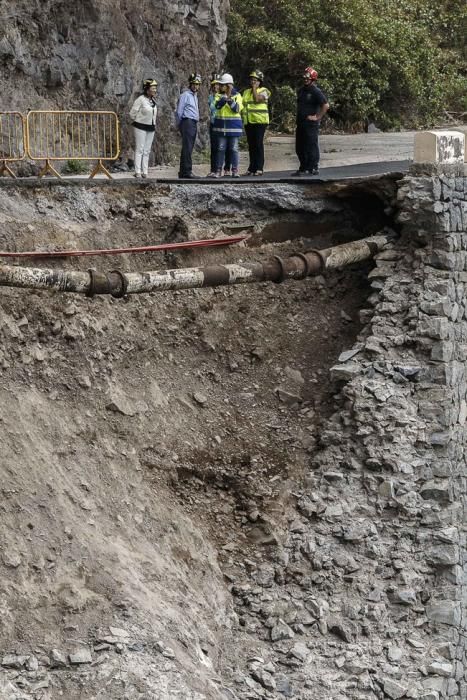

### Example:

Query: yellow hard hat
xmin=249 ymin=70 xmax=264 ymax=82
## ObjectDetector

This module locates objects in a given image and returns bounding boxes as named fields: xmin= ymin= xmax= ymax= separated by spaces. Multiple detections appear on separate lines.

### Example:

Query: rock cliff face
xmin=0 ymin=0 xmax=228 ymax=161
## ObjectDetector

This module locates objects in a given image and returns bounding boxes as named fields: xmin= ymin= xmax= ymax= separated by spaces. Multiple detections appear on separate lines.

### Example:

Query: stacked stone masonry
xmin=321 ymin=167 xmax=467 ymax=699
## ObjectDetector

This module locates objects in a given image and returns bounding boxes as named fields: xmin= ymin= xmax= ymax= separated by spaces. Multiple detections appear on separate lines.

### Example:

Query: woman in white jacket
xmin=130 ymin=79 xmax=158 ymax=178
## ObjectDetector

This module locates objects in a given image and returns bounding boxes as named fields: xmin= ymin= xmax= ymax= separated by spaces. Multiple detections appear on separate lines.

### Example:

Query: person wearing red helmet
xmin=293 ymin=67 xmax=329 ymax=176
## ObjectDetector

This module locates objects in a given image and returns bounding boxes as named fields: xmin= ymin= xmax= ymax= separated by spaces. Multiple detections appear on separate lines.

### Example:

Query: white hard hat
xmin=219 ymin=73 xmax=234 ymax=85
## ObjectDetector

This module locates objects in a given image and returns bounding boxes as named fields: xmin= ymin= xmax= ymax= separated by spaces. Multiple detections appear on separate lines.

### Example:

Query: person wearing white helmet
xmin=210 ymin=73 xmax=243 ymax=178
xmin=129 ymin=79 xmax=158 ymax=178
xmin=207 ymin=74 xmax=221 ymax=177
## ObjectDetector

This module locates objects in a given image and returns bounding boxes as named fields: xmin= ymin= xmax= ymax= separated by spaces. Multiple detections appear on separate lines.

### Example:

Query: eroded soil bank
xmin=3 ymin=175 xmax=461 ymax=700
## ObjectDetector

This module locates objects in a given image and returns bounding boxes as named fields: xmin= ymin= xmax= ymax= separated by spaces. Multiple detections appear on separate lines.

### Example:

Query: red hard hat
xmin=303 ymin=67 xmax=318 ymax=81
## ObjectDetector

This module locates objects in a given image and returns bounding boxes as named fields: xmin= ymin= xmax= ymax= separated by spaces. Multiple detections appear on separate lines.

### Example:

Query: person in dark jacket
xmin=293 ymin=67 xmax=329 ymax=176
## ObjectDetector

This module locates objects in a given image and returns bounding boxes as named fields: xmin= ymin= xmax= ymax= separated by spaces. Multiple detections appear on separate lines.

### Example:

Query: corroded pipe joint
xmin=301 ymin=249 xmax=326 ymax=277
xmin=108 ymin=270 xmax=128 ymax=298
xmin=86 ymin=269 xmax=128 ymax=297
xmin=202 ymin=265 xmax=236 ymax=287
xmin=272 ymin=255 xmax=286 ymax=283
xmin=269 ymin=252 xmax=324 ymax=283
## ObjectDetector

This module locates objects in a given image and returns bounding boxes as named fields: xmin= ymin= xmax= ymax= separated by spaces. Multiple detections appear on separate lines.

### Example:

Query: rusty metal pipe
xmin=0 ymin=232 xmax=393 ymax=297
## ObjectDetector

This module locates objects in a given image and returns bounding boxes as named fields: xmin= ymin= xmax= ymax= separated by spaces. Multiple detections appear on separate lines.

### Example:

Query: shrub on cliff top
xmin=227 ymin=0 xmax=467 ymax=130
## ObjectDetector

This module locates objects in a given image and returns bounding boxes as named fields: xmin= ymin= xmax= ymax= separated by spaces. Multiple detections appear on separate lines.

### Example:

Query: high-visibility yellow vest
xmin=241 ymin=87 xmax=271 ymax=125
xmin=213 ymin=92 xmax=243 ymax=136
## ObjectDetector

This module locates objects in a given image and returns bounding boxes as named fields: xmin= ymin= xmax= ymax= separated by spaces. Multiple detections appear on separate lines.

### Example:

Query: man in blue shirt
xmin=176 ymin=73 xmax=202 ymax=179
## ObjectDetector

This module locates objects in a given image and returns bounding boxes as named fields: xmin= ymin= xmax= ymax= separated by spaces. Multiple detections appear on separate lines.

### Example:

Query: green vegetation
xmin=63 ymin=159 xmax=89 ymax=174
xmin=227 ymin=0 xmax=467 ymax=130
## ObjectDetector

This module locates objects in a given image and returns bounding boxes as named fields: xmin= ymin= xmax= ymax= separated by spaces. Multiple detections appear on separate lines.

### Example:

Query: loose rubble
xmin=0 ymin=171 xmax=465 ymax=699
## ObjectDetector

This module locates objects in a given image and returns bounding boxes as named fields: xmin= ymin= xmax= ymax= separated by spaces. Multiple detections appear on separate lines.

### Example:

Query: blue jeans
xmin=216 ymin=136 xmax=239 ymax=173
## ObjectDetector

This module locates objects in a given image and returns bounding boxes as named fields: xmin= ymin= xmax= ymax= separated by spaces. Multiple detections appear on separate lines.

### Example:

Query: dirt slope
xmin=0 ymin=183 xmax=371 ymax=699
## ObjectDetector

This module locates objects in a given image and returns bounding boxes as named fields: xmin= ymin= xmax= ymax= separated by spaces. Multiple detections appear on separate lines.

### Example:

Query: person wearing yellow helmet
xmin=241 ymin=70 xmax=271 ymax=176
xmin=175 ymin=73 xmax=202 ymax=179
xmin=129 ymin=79 xmax=158 ymax=178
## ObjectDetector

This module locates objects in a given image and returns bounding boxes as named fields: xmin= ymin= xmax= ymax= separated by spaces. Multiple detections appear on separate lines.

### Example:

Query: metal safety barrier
xmin=26 ymin=111 xmax=120 ymax=179
xmin=0 ymin=112 xmax=26 ymax=178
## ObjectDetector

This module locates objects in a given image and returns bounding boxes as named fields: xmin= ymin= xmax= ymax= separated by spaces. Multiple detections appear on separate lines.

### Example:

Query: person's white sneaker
xmin=134 ymin=173 xmax=141 ymax=178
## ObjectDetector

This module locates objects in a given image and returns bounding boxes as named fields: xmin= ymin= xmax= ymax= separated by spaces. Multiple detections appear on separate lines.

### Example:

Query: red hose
xmin=0 ymin=235 xmax=247 ymax=259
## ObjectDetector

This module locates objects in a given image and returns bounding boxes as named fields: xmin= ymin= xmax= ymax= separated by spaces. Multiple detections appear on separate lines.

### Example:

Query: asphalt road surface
xmin=160 ymin=160 xmax=411 ymax=183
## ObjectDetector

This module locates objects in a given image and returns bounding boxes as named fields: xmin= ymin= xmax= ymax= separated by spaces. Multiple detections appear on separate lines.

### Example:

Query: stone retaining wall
xmin=315 ymin=163 xmax=467 ymax=699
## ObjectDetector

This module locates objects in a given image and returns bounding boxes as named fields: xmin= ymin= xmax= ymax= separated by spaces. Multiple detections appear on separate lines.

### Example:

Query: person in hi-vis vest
xmin=241 ymin=70 xmax=271 ymax=176
xmin=209 ymin=73 xmax=243 ymax=178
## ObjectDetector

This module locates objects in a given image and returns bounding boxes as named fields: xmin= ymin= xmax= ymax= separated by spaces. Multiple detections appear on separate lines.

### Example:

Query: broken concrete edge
xmin=410 ymin=162 xmax=467 ymax=177
xmin=0 ymin=172 xmax=407 ymax=188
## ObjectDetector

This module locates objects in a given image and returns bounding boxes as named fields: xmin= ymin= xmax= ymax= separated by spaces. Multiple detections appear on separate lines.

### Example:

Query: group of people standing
xmin=175 ymin=70 xmax=271 ymax=179
xmin=129 ymin=67 xmax=329 ymax=179
xmin=206 ymin=70 xmax=270 ymax=178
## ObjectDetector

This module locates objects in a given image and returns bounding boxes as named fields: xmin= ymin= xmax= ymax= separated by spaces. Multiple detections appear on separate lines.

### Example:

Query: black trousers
xmin=179 ymin=118 xmax=198 ymax=177
xmin=245 ymin=123 xmax=267 ymax=173
xmin=209 ymin=124 xmax=218 ymax=173
xmin=295 ymin=121 xmax=320 ymax=171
